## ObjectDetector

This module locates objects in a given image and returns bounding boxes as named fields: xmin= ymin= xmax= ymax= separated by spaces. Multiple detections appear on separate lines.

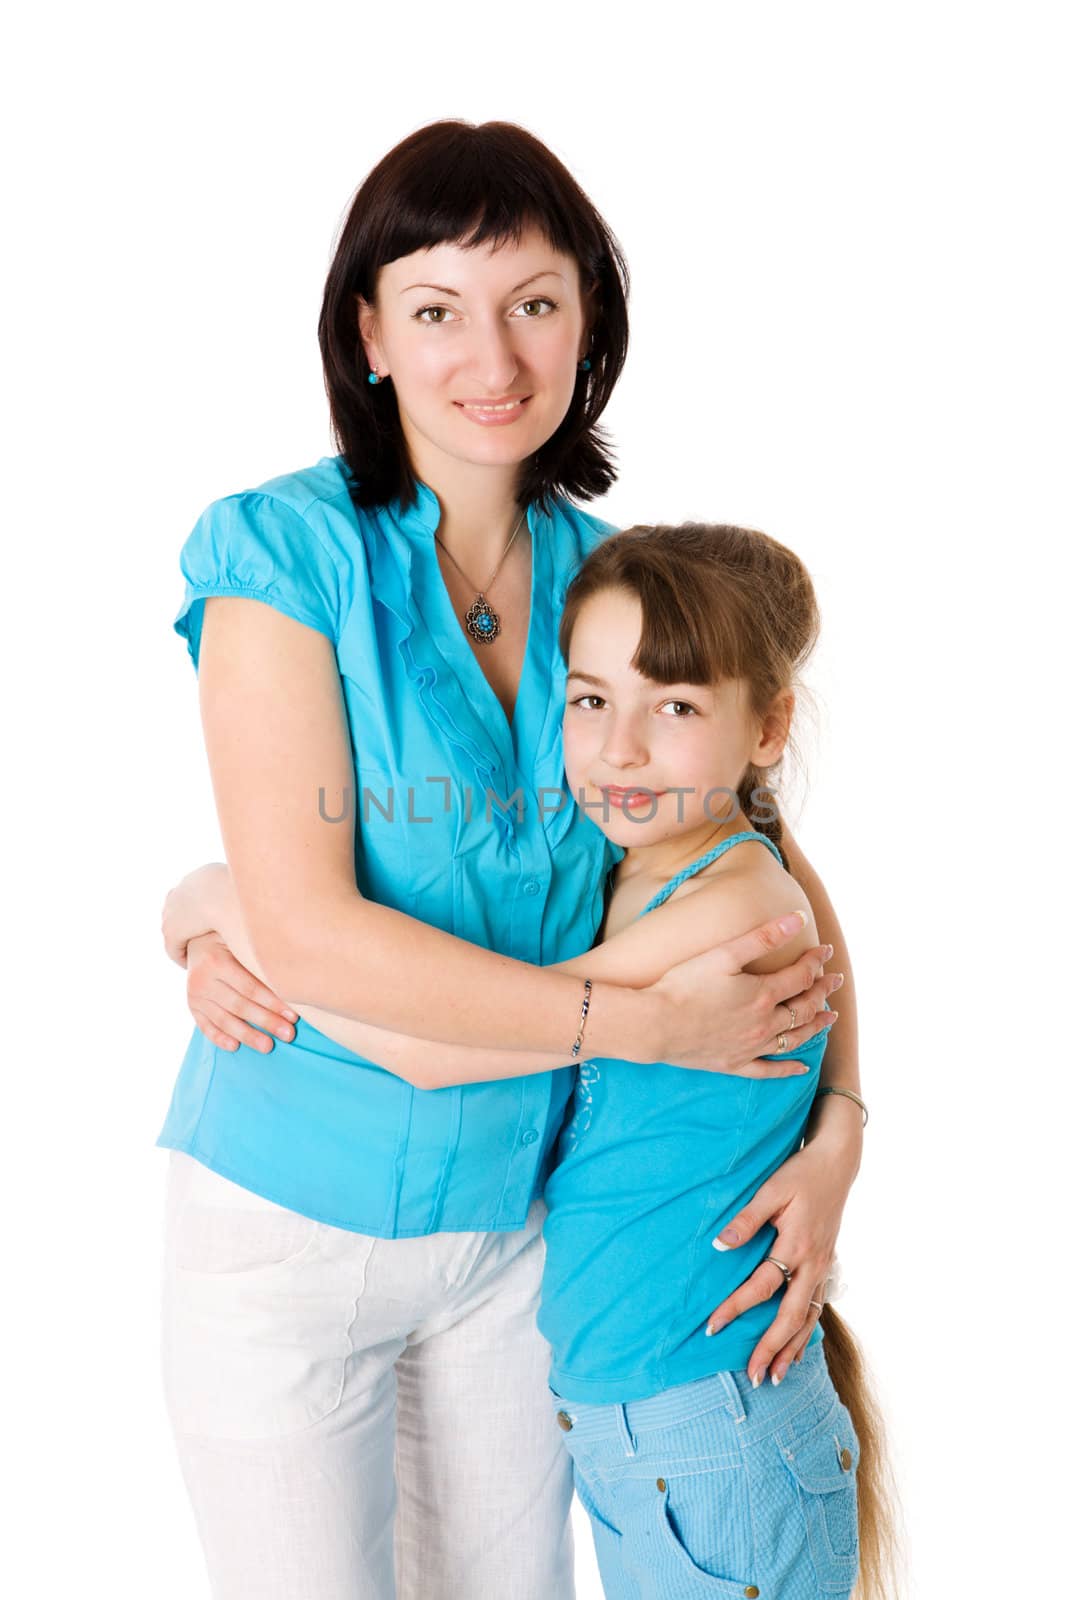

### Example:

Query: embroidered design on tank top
xmin=561 ymin=832 xmax=783 ymax=1157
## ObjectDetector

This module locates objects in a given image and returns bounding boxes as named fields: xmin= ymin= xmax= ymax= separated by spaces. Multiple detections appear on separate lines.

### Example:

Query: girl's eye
xmin=412 ymin=305 xmax=455 ymax=325
xmin=662 ymin=701 xmax=696 ymax=717
xmin=568 ymin=694 xmax=605 ymax=710
xmin=513 ymin=297 xmax=557 ymax=318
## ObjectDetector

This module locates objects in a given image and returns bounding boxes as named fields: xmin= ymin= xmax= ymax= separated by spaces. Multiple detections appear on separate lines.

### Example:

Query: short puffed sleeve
xmin=173 ymin=491 xmax=343 ymax=670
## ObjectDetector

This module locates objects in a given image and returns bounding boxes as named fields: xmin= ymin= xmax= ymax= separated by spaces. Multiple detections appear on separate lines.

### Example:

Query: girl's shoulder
xmin=553 ymin=837 xmax=815 ymax=990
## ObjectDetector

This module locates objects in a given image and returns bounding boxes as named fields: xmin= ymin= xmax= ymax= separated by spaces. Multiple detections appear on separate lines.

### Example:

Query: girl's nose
xmin=601 ymin=718 xmax=649 ymax=770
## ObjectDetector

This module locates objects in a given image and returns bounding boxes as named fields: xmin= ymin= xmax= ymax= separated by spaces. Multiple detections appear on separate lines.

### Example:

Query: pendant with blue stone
xmin=465 ymin=594 xmax=501 ymax=645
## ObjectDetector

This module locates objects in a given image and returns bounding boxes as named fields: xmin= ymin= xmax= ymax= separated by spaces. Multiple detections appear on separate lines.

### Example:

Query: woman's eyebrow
xmin=400 ymin=271 xmax=565 ymax=297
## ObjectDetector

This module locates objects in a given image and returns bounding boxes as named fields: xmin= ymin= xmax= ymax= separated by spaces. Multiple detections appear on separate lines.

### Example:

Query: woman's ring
xmin=777 ymin=1032 xmax=788 ymax=1051
xmin=789 ymin=1007 xmax=797 ymax=1029
xmin=808 ymin=1299 xmax=823 ymax=1313
xmin=766 ymin=1255 xmax=792 ymax=1283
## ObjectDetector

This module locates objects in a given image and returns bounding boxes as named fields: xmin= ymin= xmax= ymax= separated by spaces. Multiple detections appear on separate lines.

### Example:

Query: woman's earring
xmin=368 ymin=370 xmax=383 ymax=385
xmin=578 ymin=357 xmax=591 ymax=372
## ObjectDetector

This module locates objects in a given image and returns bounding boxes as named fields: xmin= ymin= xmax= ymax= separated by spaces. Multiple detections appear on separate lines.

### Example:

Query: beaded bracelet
xmin=571 ymin=978 xmax=593 ymax=1059
xmin=814 ymin=1086 xmax=869 ymax=1126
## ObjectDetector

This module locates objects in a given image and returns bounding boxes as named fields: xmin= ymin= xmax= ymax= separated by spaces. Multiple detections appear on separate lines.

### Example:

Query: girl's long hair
xmin=559 ymin=522 xmax=902 ymax=1598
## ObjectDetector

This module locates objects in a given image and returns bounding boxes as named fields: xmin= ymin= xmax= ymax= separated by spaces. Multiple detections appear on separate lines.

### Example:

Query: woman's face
xmin=357 ymin=226 xmax=593 ymax=483
xmin=562 ymin=587 xmax=792 ymax=849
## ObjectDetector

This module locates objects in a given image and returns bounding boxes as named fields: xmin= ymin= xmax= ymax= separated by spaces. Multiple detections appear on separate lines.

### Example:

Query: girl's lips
xmin=454 ymin=397 xmax=532 ymax=426
xmin=600 ymin=786 xmax=663 ymax=807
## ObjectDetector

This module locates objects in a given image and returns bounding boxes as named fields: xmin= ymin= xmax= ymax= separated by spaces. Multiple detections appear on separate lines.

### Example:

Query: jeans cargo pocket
xmin=776 ymin=1400 xmax=860 ymax=1594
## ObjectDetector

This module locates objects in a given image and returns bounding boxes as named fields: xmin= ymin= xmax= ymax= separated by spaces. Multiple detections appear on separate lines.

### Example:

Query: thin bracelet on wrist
xmin=571 ymin=978 xmax=593 ymax=1059
xmin=814 ymin=1085 xmax=869 ymax=1126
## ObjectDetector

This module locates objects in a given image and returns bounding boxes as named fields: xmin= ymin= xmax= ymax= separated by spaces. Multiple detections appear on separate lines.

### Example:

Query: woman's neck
xmin=412 ymin=448 xmax=526 ymax=573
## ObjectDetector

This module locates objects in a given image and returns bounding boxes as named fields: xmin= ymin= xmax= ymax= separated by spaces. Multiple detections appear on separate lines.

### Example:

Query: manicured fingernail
xmin=830 ymin=973 xmax=845 ymax=991
xmin=282 ymin=1009 xmax=298 ymax=1021
xmin=822 ymin=944 xmax=834 ymax=960
xmin=794 ymin=1064 xmax=809 ymax=1075
xmin=750 ymin=1366 xmax=767 ymax=1389
xmin=714 ymin=1229 xmax=740 ymax=1250
xmin=771 ymin=1370 xmax=783 ymax=1387
xmin=276 ymin=1026 xmax=294 ymax=1040
xmin=778 ymin=911 xmax=807 ymax=934
xmin=705 ymin=1321 xmax=718 ymax=1337
xmin=826 ymin=1011 xmax=839 ymax=1023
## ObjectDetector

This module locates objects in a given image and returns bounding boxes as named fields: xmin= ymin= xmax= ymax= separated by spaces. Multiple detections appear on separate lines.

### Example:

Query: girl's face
xmin=562 ymin=588 xmax=792 ymax=850
xmin=357 ymin=226 xmax=593 ymax=484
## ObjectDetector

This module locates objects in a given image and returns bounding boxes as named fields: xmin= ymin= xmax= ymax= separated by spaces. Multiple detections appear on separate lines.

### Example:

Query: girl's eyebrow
xmin=567 ymin=671 xmax=609 ymax=687
xmin=400 ymin=271 xmax=564 ymax=297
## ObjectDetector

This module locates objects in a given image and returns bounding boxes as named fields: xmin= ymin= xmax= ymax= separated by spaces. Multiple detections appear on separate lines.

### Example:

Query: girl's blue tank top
xmin=539 ymin=830 xmax=831 ymax=1403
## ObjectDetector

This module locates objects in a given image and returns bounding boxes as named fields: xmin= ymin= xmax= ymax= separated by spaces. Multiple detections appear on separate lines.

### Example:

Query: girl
xmin=169 ymin=520 xmax=893 ymax=1597
xmin=159 ymin=119 xmax=862 ymax=1597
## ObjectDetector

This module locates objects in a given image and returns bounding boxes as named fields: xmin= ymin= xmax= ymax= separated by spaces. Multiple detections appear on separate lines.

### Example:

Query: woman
xmin=159 ymin=120 xmax=862 ymax=1599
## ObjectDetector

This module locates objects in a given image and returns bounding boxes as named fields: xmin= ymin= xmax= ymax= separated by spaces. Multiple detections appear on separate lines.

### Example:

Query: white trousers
xmin=161 ymin=1152 xmax=574 ymax=1599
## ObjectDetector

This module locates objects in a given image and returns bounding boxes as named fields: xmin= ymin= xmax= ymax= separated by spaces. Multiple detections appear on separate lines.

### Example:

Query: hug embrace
xmin=158 ymin=120 xmax=898 ymax=1598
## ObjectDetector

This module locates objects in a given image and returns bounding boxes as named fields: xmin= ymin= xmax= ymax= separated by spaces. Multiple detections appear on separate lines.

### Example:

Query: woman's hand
xmin=648 ymin=912 xmax=843 ymax=1075
xmin=704 ymin=1102 xmax=863 ymax=1386
xmin=183 ymin=931 xmax=298 ymax=1054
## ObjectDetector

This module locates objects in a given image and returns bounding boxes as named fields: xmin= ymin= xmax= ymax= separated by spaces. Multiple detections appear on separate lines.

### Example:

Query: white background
xmin=4 ymin=3 xmax=1086 ymax=1594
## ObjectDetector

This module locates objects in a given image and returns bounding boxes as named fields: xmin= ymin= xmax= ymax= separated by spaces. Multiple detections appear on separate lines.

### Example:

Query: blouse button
xmin=521 ymin=1130 xmax=540 ymax=1146
xmin=522 ymin=879 xmax=541 ymax=895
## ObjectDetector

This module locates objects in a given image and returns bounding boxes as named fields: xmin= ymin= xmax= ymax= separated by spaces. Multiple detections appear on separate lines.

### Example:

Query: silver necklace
xmin=433 ymin=509 xmax=527 ymax=646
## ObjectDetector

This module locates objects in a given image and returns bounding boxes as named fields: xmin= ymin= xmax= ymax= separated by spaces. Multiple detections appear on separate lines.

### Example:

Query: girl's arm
xmin=187 ymin=595 xmax=838 ymax=1075
xmin=171 ymin=847 xmax=831 ymax=1090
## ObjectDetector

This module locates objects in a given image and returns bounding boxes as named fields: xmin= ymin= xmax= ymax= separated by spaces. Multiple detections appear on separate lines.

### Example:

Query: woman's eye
xmin=413 ymin=305 xmax=455 ymax=325
xmin=514 ymin=297 xmax=557 ymax=318
xmin=662 ymin=701 xmax=696 ymax=717
xmin=569 ymin=694 xmax=605 ymax=710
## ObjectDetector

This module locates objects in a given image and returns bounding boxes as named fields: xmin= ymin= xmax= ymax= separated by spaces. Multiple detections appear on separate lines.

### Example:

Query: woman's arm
xmin=706 ymin=818 xmax=865 ymax=1387
xmin=189 ymin=595 xmax=838 ymax=1074
xmin=168 ymin=855 xmax=834 ymax=1089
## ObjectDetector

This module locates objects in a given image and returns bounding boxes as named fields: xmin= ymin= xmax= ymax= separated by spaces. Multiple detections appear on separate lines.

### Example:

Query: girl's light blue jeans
xmin=550 ymin=1337 xmax=860 ymax=1599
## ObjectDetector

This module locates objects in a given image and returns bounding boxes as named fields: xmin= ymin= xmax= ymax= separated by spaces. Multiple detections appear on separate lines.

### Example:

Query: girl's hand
xmin=183 ymin=931 xmax=298 ymax=1054
xmin=704 ymin=1116 xmax=861 ymax=1386
xmin=161 ymin=862 xmax=233 ymax=968
xmin=649 ymin=913 xmax=842 ymax=1075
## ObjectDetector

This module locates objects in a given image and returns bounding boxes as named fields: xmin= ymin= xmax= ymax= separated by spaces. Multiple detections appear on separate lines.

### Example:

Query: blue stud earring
xmin=578 ymin=358 xmax=591 ymax=372
xmin=368 ymin=370 xmax=382 ymax=385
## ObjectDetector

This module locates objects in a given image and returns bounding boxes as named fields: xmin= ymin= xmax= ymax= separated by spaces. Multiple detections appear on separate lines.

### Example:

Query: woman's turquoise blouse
xmin=157 ymin=454 xmax=624 ymax=1237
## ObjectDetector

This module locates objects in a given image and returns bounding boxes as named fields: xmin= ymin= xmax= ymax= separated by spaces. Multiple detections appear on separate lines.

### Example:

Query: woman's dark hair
xmin=318 ymin=120 xmax=629 ymax=513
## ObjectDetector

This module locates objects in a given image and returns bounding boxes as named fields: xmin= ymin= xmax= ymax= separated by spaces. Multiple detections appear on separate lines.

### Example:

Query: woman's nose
xmin=467 ymin=319 xmax=520 ymax=391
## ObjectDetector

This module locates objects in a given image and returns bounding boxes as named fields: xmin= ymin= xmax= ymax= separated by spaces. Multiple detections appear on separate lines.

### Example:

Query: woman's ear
xmin=355 ymin=295 xmax=385 ymax=373
xmin=752 ymin=689 xmax=795 ymax=767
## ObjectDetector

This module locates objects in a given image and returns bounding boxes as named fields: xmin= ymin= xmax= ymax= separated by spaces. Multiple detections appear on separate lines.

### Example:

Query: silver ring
xmin=789 ymin=1007 xmax=797 ymax=1029
xmin=776 ymin=1032 xmax=788 ymax=1051
xmin=808 ymin=1299 xmax=824 ymax=1313
xmin=766 ymin=1255 xmax=792 ymax=1283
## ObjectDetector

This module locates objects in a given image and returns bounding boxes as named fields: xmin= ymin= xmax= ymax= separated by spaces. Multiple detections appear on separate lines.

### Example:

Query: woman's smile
xmin=454 ymin=395 xmax=533 ymax=425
